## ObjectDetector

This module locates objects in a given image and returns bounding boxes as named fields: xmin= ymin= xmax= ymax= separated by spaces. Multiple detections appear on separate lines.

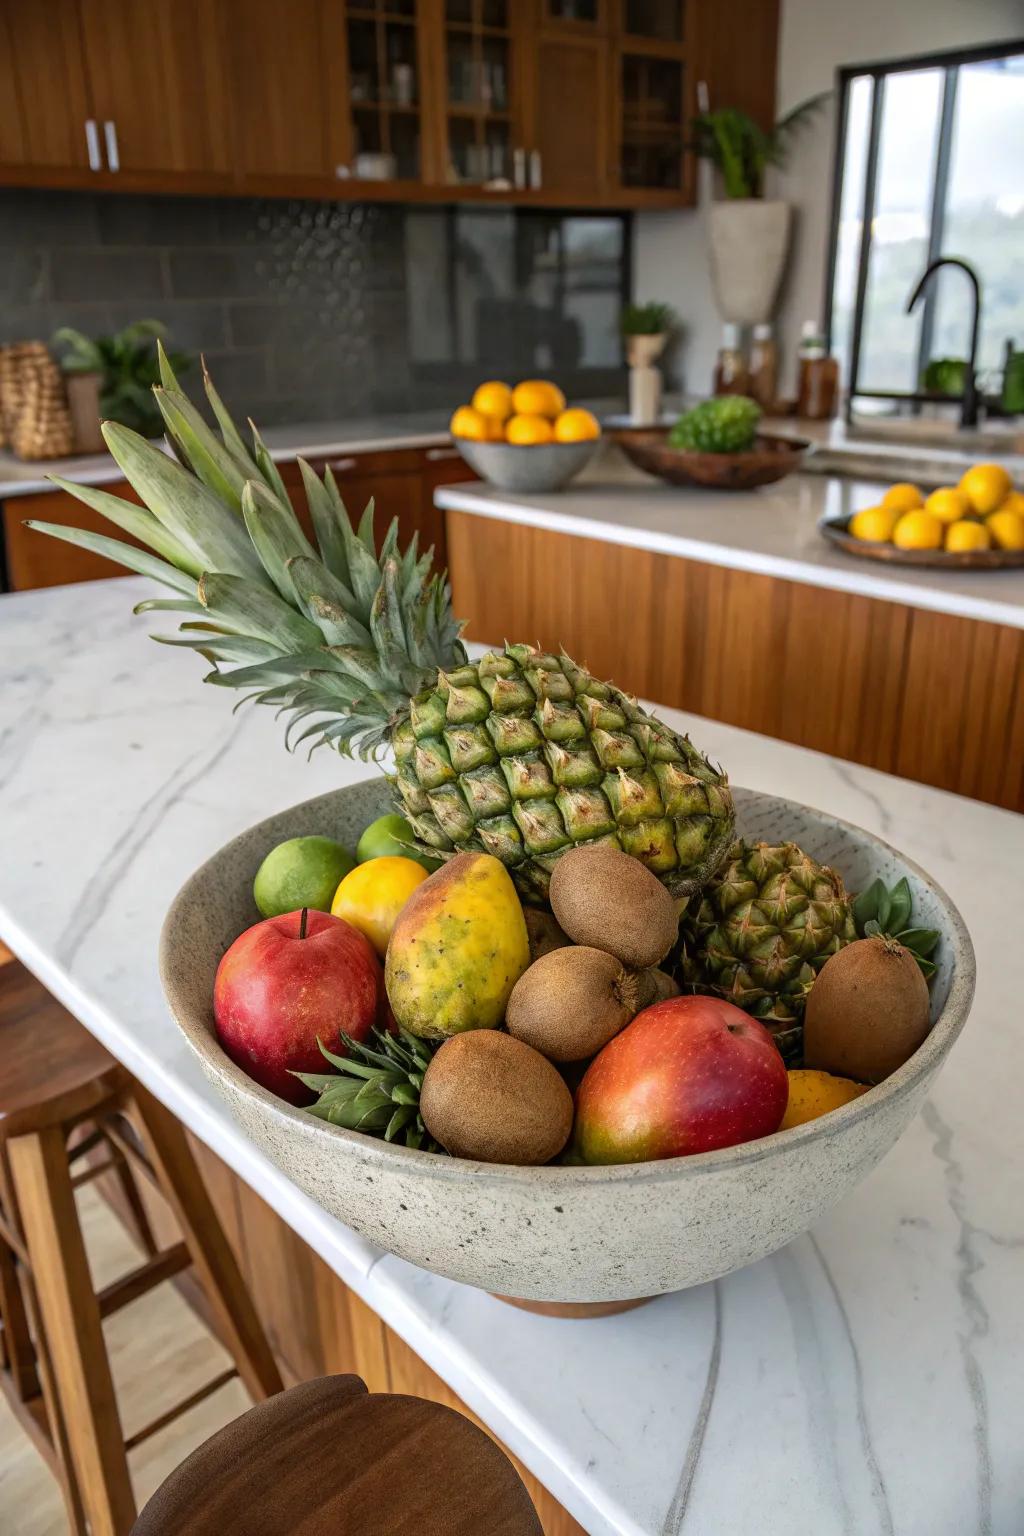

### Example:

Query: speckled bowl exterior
xmin=453 ymin=435 xmax=600 ymax=492
xmin=160 ymin=780 xmax=975 ymax=1304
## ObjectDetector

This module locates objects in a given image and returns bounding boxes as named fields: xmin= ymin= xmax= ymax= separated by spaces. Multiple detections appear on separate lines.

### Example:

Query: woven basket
xmin=0 ymin=342 xmax=75 ymax=460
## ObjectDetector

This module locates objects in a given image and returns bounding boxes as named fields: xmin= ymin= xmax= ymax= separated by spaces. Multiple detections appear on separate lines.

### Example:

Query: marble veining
xmin=1 ymin=577 xmax=1022 ymax=1536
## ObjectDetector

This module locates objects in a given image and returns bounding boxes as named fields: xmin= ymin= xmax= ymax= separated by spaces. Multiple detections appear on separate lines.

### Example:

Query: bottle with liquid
xmin=713 ymin=323 xmax=749 ymax=396
xmin=796 ymin=320 xmax=839 ymax=420
xmin=749 ymin=323 xmax=778 ymax=411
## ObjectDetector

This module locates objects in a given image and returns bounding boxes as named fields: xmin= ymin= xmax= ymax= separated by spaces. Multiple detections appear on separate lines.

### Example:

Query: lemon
xmin=848 ymin=505 xmax=897 ymax=542
xmin=945 ymin=519 xmax=991 ymax=553
xmin=449 ymin=405 xmax=491 ymax=441
xmin=960 ymin=461 xmax=1012 ymax=516
xmin=511 ymin=380 xmax=566 ymax=418
xmin=990 ymin=488 xmax=1024 ymax=518
xmin=924 ymin=486 xmax=970 ymax=524
xmin=881 ymin=482 xmax=923 ymax=514
xmin=471 ymin=380 xmax=513 ymax=422
xmin=331 ymin=855 xmax=427 ymax=958
xmin=780 ymin=1070 xmax=868 ymax=1131
xmin=892 ymin=510 xmax=944 ymax=550
xmin=553 ymin=407 xmax=601 ymax=443
xmin=506 ymin=413 xmax=554 ymax=445
xmin=986 ymin=508 xmax=1024 ymax=551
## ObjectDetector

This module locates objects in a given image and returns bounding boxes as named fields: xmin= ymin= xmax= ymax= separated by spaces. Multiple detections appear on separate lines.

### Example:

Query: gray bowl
xmin=160 ymin=779 xmax=975 ymax=1304
xmin=453 ymin=434 xmax=600 ymax=493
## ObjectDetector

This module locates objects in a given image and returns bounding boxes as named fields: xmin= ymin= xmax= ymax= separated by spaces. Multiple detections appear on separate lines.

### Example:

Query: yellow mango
xmin=385 ymin=852 xmax=530 ymax=1038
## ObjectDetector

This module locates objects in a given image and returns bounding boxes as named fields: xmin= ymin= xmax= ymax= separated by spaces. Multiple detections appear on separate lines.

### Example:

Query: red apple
xmin=575 ymin=996 xmax=789 ymax=1164
xmin=213 ymin=909 xmax=382 ymax=1104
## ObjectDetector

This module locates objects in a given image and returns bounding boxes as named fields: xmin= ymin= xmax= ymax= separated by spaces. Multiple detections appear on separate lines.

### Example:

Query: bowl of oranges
xmin=449 ymin=380 xmax=602 ymax=493
xmin=820 ymin=463 xmax=1024 ymax=569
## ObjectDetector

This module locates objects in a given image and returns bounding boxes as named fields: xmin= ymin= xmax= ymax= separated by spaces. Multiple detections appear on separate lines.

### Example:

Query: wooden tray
xmin=819 ymin=518 xmax=1024 ymax=570
xmin=613 ymin=426 xmax=808 ymax=489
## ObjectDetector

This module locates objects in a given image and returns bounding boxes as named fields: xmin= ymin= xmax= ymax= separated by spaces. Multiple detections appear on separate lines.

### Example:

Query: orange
xmin=944 ymin=519 xmax=991 ymax=553
xmin=960 ymin=462 xmax=1012 ymax=516
xmin=892 ymin=510 xmax=944 ymax=550
xmin=986 ymin=508 xmax=1024 ymax=551
xmin=553 ymin=407 xmax=600 ymax=443
xmin=990 ymin=488 xmax=1024 ymax=518
xmin=511 ymin=380 xmax=566 ymax=418
xmin=881 ymin=482 xmax=923 ymax=515
xmin=506 ymin=413 xmax=554 ymax=445
xmin=471 ymin=380 xmax=514 ymax=422
xmin=780 ymin=1070 xmax=869 ymax=1130
xmin=331 ymin=856 xmax=427 ymax=958
xmin=924 ymin=486 xmax=970 ymax=525
xmin=449 ymin=405 xmax=491 ymax=442
xmin=848 ymin=505 xmax=898 ymax=542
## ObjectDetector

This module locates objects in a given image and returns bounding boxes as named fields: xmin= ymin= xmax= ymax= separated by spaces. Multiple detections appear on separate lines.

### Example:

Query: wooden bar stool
xmin=0 ymin=959 xmax=283 ymax=1536
xmin=131 ymin=1374 xmax=544 ymax=1534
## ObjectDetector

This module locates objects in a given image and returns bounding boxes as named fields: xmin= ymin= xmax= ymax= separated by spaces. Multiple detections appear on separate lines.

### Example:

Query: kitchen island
xmin=2 ymin=576 xmax=1022 ymax=1536
xmin=436 ymin=464 xmax=1024 ymax=814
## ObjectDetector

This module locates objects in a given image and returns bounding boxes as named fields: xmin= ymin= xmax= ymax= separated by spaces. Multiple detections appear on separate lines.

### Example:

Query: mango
xmin=384 ymin=852 xmax=530 ymax=1038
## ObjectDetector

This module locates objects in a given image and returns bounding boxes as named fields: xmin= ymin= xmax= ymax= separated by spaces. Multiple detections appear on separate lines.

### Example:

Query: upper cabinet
xmin=0 ymin=0 xmax=777 ymax=208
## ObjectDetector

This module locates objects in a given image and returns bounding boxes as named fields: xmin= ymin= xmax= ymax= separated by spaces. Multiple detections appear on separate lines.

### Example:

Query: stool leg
xmin=8 ymin=1126 xmax=137 ymax=1536
xmin=131 ymin=1085 xmax=283 ymax=1402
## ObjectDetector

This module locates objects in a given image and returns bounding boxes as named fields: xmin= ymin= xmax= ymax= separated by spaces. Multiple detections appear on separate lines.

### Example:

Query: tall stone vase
xmin=707 ymin=200 xmax=792 ymax=325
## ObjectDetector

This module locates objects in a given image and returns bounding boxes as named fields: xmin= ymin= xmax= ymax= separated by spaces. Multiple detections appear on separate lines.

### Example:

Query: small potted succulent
xmin=53 ymin=319 xmax=192 ymax=449
xmin=621 ymin=301 xmax=676 ymax=426
xmin=691 ymin=98 xmax=826 ymax=325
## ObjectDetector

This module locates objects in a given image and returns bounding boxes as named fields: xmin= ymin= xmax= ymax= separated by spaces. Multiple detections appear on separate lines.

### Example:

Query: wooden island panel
xmin=445 ymin=510 xmax=1024 ymax=814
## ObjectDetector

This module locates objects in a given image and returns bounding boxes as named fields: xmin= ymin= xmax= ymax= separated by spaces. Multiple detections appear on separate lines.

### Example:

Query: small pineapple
xmin=680 ymin=840 xmax=856 ymax=1063
xmin=29 ymin=352 xmax=735 ymax=900
xmin=669 ymin=396 xmax=761 ymax=454
xmin=297 ymin=1029 xmax=442 ymax=1151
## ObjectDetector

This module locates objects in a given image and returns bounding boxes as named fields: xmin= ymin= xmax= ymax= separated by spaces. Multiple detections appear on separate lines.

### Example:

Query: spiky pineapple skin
xmin=390 ymin=643 xmax=734 ymax=901
xmin=679 ymin=840 xmax=856 ymax=1062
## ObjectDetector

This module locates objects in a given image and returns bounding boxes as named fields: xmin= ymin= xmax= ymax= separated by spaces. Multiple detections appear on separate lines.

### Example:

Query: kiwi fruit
xmin=420 ymin=1031 xmax=573 ymax=1165
xmin=803 ymin=935 xmax=931 ymax=1084
xmin=524 ymin=907 xmax=571 ymax=962
xmin=506 ymin=946 xmax=652 ymax=1062
xmin=646 ymin=967 xmax=681 ymax=1002
xmin=549 ymin=844 xmax=678 ymax=969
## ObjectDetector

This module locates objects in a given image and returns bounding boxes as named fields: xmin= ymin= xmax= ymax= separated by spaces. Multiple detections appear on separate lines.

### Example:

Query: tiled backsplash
xmin=0 ymin=190 xmax=629 ymax=425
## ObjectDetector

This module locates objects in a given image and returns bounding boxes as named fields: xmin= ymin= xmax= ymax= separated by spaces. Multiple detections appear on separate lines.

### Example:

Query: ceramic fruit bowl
xmin=160 ymin=778 xmax=974 ymax=1305
xmin=453 ymin=436 xmax=600 ymax=493
xmin=614 ymin=426 xmax=808 ymax=489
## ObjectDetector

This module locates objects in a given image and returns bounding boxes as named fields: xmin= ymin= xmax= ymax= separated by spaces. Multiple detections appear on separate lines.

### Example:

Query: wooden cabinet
xmin=227 ymin=0 xmax=346 ymax=182
xmin=532 ymin=34 xmax=610 ymax=199
xmin=0 ymin=0 xmax=93 ymax=177
xmin=2 ymin=482 xmax=144 ymax=590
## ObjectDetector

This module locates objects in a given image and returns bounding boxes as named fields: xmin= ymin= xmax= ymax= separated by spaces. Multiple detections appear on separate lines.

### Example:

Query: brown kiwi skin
xmin=646 ymin=968 xmax=681 ymax=1002
xmin=549 ymin=844 xmax=679 ymax=969
xmin=803 ymin=935 xmax=931 ymax=1084
xmin=420 ymin=1031 xmax=573 ymax=1165
xmin=524 ymin=907 xmax=571 ymax=962
xmin=506 ymin=946 xmax=649 ymax=1063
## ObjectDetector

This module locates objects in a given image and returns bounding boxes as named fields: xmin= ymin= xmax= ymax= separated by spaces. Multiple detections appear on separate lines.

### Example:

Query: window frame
xmin=823 ymin=36 xmax=1024 ymax=417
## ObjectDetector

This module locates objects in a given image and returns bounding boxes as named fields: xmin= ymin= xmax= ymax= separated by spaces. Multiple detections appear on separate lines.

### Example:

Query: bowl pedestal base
xmin=492 ymin=1294 xmax=654 ymax=1318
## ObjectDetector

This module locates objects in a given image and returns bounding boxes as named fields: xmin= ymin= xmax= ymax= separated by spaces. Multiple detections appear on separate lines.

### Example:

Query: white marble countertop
xmin=437 ymin=463 xmax=1024 ymax=629
xmin=0 ymin=411 xmax=454 ymax=498
xmin=2 ymin=576 xmax=1022 ymax=1535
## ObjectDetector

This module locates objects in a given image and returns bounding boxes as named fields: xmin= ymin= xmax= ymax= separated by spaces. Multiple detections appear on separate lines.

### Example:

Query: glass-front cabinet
xmin=616 ymin=0 xmax=689 ymax=197
xmin=342 ymin=0 xmax=426 ymax=183
xmin=438 ymin=0 xmax=530 ymax=188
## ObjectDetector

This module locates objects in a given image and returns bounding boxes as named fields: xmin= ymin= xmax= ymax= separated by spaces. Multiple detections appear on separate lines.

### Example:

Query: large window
xmin=827 ymin=42 xmax=1024 ymax=406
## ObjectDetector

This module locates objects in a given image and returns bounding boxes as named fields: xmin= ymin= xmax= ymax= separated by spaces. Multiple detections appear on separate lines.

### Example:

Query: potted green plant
xmin=53 ymin=319 xmax=192 ymax=449
xmin=620 ymin=302 xmax=677 ymax=425
xmin=691 ymin=98 xmax=827 ymax=325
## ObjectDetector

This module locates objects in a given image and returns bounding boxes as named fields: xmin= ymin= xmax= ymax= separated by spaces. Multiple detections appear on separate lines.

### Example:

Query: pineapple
xmin=680 ymin=840 xmax=856 ymax=1062
xmin=297 ymin=1029 xmax=441 ymax=1151
xmin=29 ymin=354 xmax=734 ymax=900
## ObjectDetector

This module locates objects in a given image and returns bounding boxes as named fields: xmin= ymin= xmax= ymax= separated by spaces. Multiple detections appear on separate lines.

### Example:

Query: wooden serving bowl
xmin=614 ymin=426 xmax=809 ymax=489
xmin=160 ymin=776 xmax=974 ymax=1306
xmin=819 ymin=518 xmax=1024 ymax=570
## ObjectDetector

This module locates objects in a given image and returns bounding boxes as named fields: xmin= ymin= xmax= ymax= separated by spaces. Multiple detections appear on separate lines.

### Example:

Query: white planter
xmin=624 ymin=332 xmax=667 ymax=368
xmin=708 ymin=199 xmax=792 ymax=325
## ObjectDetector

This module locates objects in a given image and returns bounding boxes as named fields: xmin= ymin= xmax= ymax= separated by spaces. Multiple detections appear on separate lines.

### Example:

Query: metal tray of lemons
xmin=820 ymin=463 xmax=1024 ymax=569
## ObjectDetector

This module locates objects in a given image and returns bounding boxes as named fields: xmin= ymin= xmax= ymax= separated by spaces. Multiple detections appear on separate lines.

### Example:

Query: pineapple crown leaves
xmin=294 ymin=1027 xmax=444 ymax=1153
xmin=852 ymin=876 xmax=940 ymax=979
xmin=24 ymin=345 xmax=468 ymax=762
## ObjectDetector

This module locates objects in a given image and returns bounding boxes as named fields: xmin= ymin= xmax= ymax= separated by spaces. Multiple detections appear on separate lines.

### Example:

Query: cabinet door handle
xmin=324 ymin=456 xmax=358 ymax=474
xmin=103 ymin=120 xmax=120 ymax=172
xmin=529 ymin=150 xmax=542 ymax=190
xmin=425 ymin=446 xmax=461 ymax=461
xmin=85 ymin=119 xmax=102 ymax=171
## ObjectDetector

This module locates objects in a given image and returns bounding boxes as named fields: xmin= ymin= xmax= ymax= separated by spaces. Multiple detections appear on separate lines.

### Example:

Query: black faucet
xmin=906 ymin=256 xmax=982 ymax=428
